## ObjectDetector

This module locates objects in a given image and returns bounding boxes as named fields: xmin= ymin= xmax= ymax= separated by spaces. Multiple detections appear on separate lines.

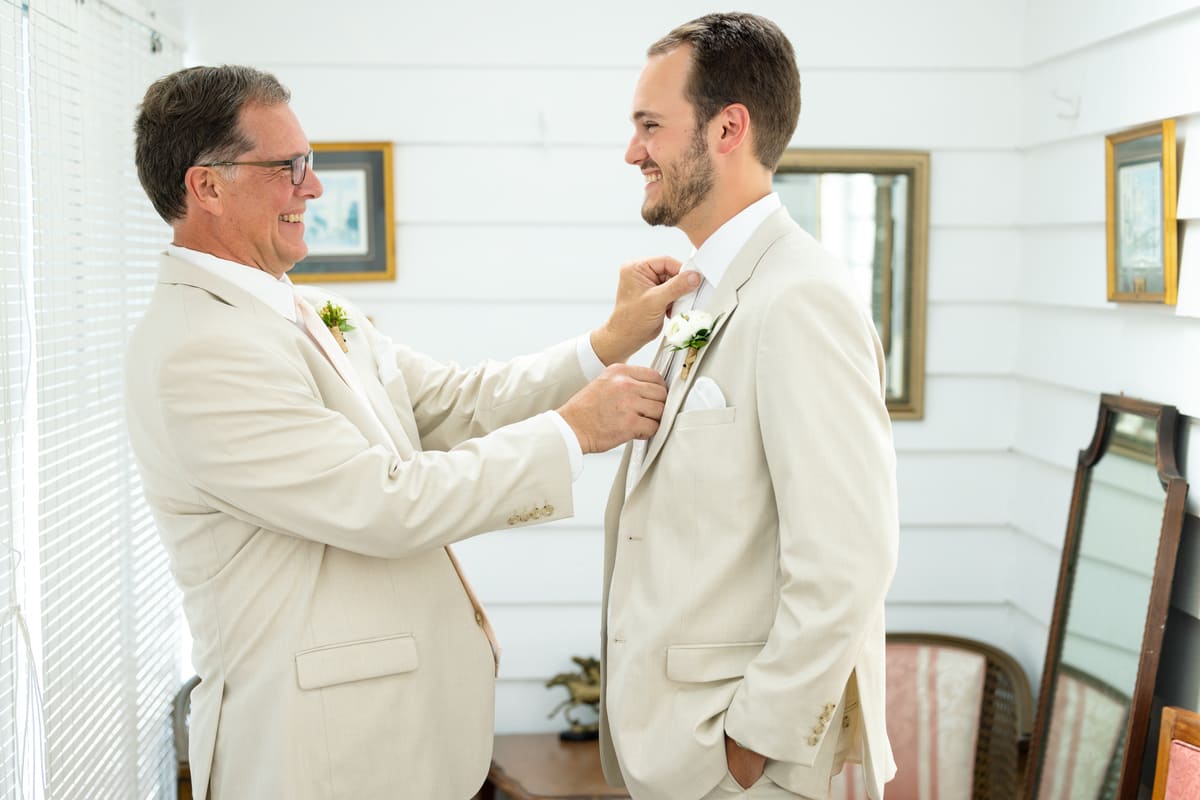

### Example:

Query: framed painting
xmin=292 ymin=141 xmax=395 ymax=282
xmin=1106 ymin=120 xmax=1178 ymax=304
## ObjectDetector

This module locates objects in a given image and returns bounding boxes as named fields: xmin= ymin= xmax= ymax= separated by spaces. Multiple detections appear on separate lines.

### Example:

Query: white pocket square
xmin=683 ymin=376 xmax=726 ymax=412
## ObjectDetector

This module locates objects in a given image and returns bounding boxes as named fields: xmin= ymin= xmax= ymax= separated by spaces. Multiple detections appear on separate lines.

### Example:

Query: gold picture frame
xmin=1105 ymin=120 xmax=1178 ymax=304
xmin=291 ymin=141 xmax=395 ymax=283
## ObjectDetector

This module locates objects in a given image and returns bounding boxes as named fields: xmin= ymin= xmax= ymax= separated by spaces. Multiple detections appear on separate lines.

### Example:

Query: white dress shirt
xmin=663 ymin=192 xmax=781 ymax=387
xmin=165 ymin=245 xmax=597 ymax=477
xmin=626 ymin=192 xmax=783 ymax=492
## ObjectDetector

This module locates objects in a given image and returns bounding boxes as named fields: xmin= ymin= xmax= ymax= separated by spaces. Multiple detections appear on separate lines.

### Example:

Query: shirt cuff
xmin=576 ymin=334 xmax=606 ymax=379
xmin=545 ymin=411 xmax=583 ymax=480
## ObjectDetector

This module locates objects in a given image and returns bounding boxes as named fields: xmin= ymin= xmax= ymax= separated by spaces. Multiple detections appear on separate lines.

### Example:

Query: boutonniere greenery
xmin=316 ymin=300 xmax=355 ymax=353
xmin=664 ymin=310 xmax=721 ymax=381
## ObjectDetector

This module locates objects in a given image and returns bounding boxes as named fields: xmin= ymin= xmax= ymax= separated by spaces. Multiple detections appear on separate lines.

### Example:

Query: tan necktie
xmin=294 ymin=291 xmax=502 ymax=673
xmin=624 ymin=270 xmax=702 ymax=493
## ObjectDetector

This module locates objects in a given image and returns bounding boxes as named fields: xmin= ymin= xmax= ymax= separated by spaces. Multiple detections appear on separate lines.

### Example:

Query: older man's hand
xmin=590 ymin=257 xmax=700 ymax=365
xmin=557 ymin=364 xmax=668 ymax=454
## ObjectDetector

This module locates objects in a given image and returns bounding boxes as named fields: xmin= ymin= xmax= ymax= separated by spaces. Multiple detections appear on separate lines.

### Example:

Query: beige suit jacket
xmin=126 ymin=254 xmax=586 ymax=800
xmin=599 ymin=209 xmax=899 ymax=800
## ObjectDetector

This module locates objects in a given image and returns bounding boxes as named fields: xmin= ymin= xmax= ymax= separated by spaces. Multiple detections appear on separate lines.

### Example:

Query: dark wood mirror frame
xmin=1024 ymin=394 xmax=1189 ymax=799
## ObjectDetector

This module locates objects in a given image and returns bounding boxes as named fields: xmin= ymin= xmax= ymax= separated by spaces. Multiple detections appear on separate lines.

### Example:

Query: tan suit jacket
xmin=126 ymin=254 xmax=586 ymax=799
xmin=600 ymin=210 xmax=899 ymax=800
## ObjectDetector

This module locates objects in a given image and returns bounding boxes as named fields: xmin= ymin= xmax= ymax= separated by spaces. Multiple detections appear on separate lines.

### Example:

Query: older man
xmin=127 ymin=65 xmax=696 ymax=800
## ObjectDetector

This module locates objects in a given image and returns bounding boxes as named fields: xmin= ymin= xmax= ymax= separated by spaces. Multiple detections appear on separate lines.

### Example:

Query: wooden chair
xmin=830 ymin=633 xmax=1033 ymax=800
xmin=1152 ymin=706 xmax=1200 ymax=799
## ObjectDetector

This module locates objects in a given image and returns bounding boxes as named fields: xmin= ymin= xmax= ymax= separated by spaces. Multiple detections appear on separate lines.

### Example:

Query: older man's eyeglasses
xmin=199 ymin=150 xmax=314 ymax=186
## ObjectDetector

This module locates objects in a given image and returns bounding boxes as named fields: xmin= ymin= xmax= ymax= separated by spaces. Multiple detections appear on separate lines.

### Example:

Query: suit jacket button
xmin=808 ymin=735 xmax=820 ymax=747
xmin=842 ymin=716 xmax=851 ymax=729
xmin=813 ymin=723 xmax=824 ymax=735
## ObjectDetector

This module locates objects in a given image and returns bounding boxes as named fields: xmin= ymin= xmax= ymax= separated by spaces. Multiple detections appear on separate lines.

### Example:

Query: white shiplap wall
xmin=1012 ymin=0 xmax=1200 ymax=740
xmin=183 ymin=0 xmax=1029 ymax=733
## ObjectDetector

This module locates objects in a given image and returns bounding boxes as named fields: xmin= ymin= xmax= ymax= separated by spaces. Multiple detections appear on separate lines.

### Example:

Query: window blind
xmin=1 ymin=0 xmax=184 ymax=797
xmin=2 ymin=1 xmax=42 ymax=795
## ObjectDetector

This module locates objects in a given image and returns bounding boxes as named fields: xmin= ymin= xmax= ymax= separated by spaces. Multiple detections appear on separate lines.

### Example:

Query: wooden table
xmin=481 ymin=733 xmax=631 ymax=800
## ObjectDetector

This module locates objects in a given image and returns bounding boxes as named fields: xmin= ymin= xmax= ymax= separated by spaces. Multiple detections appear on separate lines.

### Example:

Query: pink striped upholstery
xmin=829 ymin=642 xmax=986 ymax=800
xmin=1036 ymin=667 xmax=1127 ymax=800
xmin=1154 ymin=707 xmax=1200 ymax=800
xmin=1164 ymin=741 xmax=1200 ymax=799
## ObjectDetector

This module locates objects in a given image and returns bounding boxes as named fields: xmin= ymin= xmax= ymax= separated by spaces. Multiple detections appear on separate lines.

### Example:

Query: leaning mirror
xmin=775 ymin=149 xmax=929 ymax=419
xmin=1025 ymin=395 xmax=1188 ymax=799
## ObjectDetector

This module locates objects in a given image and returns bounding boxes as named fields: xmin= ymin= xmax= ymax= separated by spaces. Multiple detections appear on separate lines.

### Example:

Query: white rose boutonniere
xmin=664 ymin=310 xmax=721 ymax=381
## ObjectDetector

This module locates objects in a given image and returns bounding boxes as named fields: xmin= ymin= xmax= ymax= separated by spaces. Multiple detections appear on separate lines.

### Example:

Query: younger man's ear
xmin=714 ymin=103 xmax=750 ymax=155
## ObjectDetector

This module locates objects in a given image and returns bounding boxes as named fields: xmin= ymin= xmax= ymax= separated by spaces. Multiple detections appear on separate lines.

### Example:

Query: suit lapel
xmin=158 ymin=254 xmax=415 ymax=458
xmin=628 ymin=209 xmax=799 ymax=495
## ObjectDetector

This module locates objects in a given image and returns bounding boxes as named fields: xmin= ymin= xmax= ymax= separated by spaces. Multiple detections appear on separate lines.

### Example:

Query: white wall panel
xmin=895 ymin=453 xmax=1014 ymax=526
xmin=892 ymin=377 xmax=1018 ymax=452
xmin=1007 ymin=454 xmax=1073 ymax=547
xmin=1022 ymin=8 xmax=1200 ymax=145
xmin=490 ymin=605 xmax=603 ymax=681
xmin=889 ymin=527 xmax=1012 ymax=604
xmin=929 ymin=151 xmax=1021 ymax=227
xmin=454 ymin=528 xmax=606 ymax=605
xmin=496 ymin=679 xmax=598 ymax=735
xmin=797 ymin=71 xmax=1021 ymax=150
xmin=334 ymin=223 xmax=683 ymax=304
xmin=1005 ymin=529 xmax=1063 ymax=632
xmin=884 ymin=603 xmax=1015 ymax=648
xmin=927 ymin=228 xmax=1022 ymax=303
xmin=1014 ymin=306 xmax=1200 ymax=417
xmin=280 ymin=65 xmax=636 ymax=146
xmin=187 ymin=1 xmax=1023 ymax=71
xmin=1018 ymin=224 xmax=1108 ymax=308
xmin=273 ymin=64 xmax=1021 ymax=152
xmin=1018 ymin=137 xmax=1102 ymax=226
xmin=1011 ymin=381 xmax=1102 ymax=469
xmin=924 ymin=304 xmax=1020 ymax=376
xmin=1022 ymin=0 xmax=1200 ymax=66
xmin=392 ymin=145 xmax=643 ymax=225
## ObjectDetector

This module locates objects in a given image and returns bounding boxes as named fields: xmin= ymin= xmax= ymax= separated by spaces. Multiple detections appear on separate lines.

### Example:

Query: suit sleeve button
xmin=808 ymin=735 xmax=820 ymax=746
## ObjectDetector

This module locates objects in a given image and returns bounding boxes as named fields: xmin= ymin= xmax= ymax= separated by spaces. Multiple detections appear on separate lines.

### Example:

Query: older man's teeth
xmin=645 ymin=173 xmax=662 ymax=184
xmin=280 ymin=214 xmax=303 ymax=223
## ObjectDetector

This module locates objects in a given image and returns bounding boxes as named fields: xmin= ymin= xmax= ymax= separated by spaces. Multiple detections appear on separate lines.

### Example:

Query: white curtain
xmin=2 ymin=1 xmax=184 ymax=797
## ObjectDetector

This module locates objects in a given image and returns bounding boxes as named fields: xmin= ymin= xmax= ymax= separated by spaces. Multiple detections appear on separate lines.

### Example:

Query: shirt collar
xmin=688 ymin=192 xmax=782 ymax=287
xmin=167 ymin=244 xmax=298 ymax=322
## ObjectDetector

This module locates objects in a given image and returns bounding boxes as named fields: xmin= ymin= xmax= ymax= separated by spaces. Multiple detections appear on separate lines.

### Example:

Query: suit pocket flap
xmin=666 ymin=641 xmax=766 ymax=683
xmin=295 ymin=633 xmax=418 ymax=690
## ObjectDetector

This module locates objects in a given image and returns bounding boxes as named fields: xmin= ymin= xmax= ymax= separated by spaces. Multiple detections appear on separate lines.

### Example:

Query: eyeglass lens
xmin=291 ymin=151 xmax=313 ymax=185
